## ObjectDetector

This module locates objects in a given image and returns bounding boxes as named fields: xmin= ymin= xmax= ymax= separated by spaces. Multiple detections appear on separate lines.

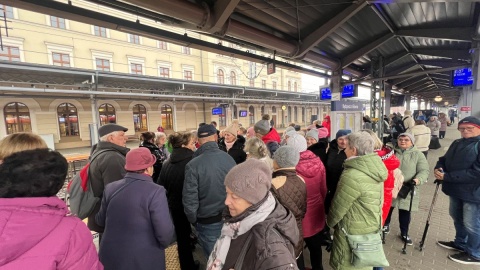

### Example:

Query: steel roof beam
xmin=402 ymin=80 xmax=435 ymax=92
xmin=397 ymin=28 xmax=473 ymax=42
xmin=418 ymin=59 xmax=471 ymax=67
xmin=397 ymin=77 xmax=429 ymax=89
xmin=351 ymin=65 xmax=469 ymax=84
xmin=210 ymin=0 xmax=241 ymax=33
xmin=341 ymin=33 xmax=395 ymax=68
xmin=294 ymin=0 xmax=368 ymax=58
xmin=410 ymin=49 xmax=471 ymax=60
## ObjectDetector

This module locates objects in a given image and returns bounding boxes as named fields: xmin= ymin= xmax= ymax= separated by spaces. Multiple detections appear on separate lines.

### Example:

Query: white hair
xmin=99 ymin=131 xmax=121 ymax=142
xmin=347 ymin=131 xmax=375 ymax=156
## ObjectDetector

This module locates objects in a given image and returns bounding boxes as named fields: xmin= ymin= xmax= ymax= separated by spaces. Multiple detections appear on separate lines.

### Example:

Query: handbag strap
xmin=234 ymin=232 xmax=253 ymax=270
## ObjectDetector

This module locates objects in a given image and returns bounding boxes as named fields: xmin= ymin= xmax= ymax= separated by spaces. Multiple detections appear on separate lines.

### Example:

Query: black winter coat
xmin=140 ymin=141 xmax=168 ymax=182
xmin=157 ymin=147 xmax=194 ymax=211
xmin=307 ymin=138 xmax=328 ymax=165
xmin=222 ymin=196 xmax=299 ymax=270
xmin=218 ymin=135 xmax=247 ymax=164
xmin=324 ymin=139 xmax=347 ymax=213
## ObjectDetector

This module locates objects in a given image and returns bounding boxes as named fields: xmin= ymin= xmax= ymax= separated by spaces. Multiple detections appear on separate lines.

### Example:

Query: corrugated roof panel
xmin=403 ymin=37 xmax=471 ymax=50
xmin=380 ymin=2 xmax=474 ymax=28
xmin=375 ymin=38 xmax=406 ymax=58
xmin=315 ymin=8 xmax=389 ymax=57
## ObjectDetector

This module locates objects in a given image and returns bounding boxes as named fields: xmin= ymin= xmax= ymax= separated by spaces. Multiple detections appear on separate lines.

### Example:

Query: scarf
xmin=206 ymin=192 xmax=276 ymax=270
xmin=225 ymin=140 xmax=235 ymax=151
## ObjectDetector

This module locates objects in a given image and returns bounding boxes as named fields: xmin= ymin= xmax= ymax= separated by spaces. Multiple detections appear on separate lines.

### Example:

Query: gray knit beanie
xmin=273 ymin=146 xmax=300 ymax=168
xmin=254 ymin=119 xmax=271 ymax=135
xmin=306 ymin=129 xmax=319 ymax=141
xmin=224 ymin=158 xmax=271 ymax=204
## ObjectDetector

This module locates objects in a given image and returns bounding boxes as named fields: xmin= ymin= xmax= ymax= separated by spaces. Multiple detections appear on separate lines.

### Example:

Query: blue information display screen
xmin=239 ymin=110 xmax=248 ymax=117
xmin=319 ymin=84 xmax=356 ymax=100
xmin=452 ymin=68 xmax=473 ymax=87
xmin=212 ymin=107 xmax=223 ymax=115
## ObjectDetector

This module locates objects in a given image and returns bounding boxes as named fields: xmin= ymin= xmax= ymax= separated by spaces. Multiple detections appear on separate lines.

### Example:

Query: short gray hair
xmin=99 ymin=131 xmax=121 ymax=142
xmin=155 ymin=132 xmax=166 ymax=140
xmin=347 ymin=131 xmax=375 ymax=156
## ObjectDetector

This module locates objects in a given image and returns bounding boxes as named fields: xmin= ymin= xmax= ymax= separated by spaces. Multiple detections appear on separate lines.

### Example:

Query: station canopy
xmin=6 ymin=0 xmax=480 ymax=104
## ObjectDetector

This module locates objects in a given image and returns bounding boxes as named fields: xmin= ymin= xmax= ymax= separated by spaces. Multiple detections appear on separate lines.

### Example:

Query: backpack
xmin=67 ymin=149 xmax=113 ymax=219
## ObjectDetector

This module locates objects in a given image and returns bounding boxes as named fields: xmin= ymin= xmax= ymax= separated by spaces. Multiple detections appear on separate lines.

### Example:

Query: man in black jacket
xmin=183 ymin=124 xmax=236 ymax=258
xmin=435 ymin=116 xmax=480 ymax=265
xmin=88 ymin=124 xmax=129 ymax=234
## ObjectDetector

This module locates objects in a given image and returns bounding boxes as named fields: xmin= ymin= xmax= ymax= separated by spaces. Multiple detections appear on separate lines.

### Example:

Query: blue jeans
xmin=373 ymin=268 xmax=384 ymax=270
xmin=195 ymin=221 xmax=223 ymax=258
xmin=449 ymin=197 xmax=480 ymax=259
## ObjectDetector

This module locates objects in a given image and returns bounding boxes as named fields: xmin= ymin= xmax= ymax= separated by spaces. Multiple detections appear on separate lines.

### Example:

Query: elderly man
xmin=182 ymin=124 xmax=236 ymax=258
xmin=88 ymin=124 xmax=130 ymax=233
xmin=435 ymin=116 xmax=480 ymax=265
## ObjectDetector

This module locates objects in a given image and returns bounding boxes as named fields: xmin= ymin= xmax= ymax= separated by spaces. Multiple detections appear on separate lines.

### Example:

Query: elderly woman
xmin=96 ymin=147 xmax=175 ymax=270
xmin=327 ymin=131 xmax=388 ymax=270
xmin=140 ymin=131 xmax=167 ymax=181
xmin=157 ymin=132 xmax=197 ymax=270
xmin=244 ymin=137 xmax=274 ymax=171
xmin=384 ymin=133 xmax=429 ymax=245
xmin=287 ymin=132 xmax=327 ymax=270
xmin=306 ymin=128 xmax=328 ymax=164
xmin=325 ymin=129 xmax=351 ymax=213
xmin=218 ymin=120 xmax=247 ymax=164
xmin=207 ymin=158 xmax=299 ymax=270
xmin=0 ymin=133 xmax=102 ymax=269
xmin=438 ymin=112 xmax=450 ymax=139
xmin=427 ymin=116 xmax=441 ymax=137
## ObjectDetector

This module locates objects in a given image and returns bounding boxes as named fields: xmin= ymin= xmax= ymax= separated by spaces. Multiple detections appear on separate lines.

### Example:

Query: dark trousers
xmin=296 ymin=253 xmax=305 ymax=270
xmin=171 ymin=208 xmax=196 ymax=270
xmin=439 ymin=131 xmax=446 ymax=139
xmin=422 ymin=151 xmax=428 ymax=158
xmin=304 ymin=231 xmax=324 ymax=270
xmin=384 ymin=207 xmax=412 ymax=236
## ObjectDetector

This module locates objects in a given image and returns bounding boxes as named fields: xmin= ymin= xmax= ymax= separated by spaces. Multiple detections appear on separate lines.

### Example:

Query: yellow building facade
xmin=0 ymin=1 xmax=328 ymax=149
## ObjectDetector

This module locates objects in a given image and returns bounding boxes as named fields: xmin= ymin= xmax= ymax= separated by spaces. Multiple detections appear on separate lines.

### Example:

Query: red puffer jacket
xmin=296 ymin=150 xmax=327 ymax=237
xmin=376 ymin=146 xmax=400 ymax=225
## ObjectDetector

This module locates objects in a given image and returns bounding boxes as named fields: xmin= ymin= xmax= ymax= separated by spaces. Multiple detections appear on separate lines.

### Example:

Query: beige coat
xmin=407 ymin=124 xmax=431 ymax=152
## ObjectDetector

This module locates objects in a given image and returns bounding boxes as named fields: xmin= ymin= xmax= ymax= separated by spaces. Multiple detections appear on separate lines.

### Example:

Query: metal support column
xmin=370 ymin=56 xmax=385 ymax=138
xmin=173 ymin=98 xmax=178 ymax=132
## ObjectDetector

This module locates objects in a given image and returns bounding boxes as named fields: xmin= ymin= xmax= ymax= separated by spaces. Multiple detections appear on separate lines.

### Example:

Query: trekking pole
xmin=402 ymin=182 xmax=416 ymax=254
xmin=419 ymin=180 xmax=442 ymax=251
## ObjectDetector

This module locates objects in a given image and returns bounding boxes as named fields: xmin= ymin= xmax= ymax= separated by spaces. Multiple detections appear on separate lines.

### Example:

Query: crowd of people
xmin=1 ymin=112 xmax=479 ymax=270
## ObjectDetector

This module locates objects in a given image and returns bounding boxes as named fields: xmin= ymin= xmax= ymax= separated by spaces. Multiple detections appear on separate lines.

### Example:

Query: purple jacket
xmin=0 ymin=197 xmax=102 ymax=270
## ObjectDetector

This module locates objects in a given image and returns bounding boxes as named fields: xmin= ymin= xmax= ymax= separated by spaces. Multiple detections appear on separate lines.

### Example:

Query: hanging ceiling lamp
xmin=434 ymin=92 xmax=443 ymax=102
xmin=444 ymin=101 xmax=449 ymax=106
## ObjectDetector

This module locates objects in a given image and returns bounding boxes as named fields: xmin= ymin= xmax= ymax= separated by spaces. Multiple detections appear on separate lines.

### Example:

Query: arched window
xmin=294 ymin=107 xmax=298 ymax=122
xmin=57 ymin=103 xmax=79 ymax=137
xmin=288 ymin=81 xmax=291 ymax=91
xmin=302 ymin=107 xmax=305 ymax=122
xmin=133 ymin=104 xmax=148 ymax=132
xmin=249 ymin=105 xmax=255 ymax=125
xmin=99 ymin=103 xmax=116 ymax=125
xmin=4 ymin=102 xmax=31 ymax=134
xmin=230 ymin=71 xmax=237 ymax=85
xmin=217 ymin=69 xmax=225 ymax=84
xmin=261 ymin=105 xmax=265 ymax=116
xmin=294 ymin=81 xmax=298 ymax=92
xmin=161 ymin=104 xmax=173 ymax=129
xmin=271 ymin=106 xmax=276 ymax=113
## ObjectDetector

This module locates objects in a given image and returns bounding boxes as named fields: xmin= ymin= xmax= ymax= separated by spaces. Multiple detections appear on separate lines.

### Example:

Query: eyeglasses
xmin=398 ymin=139 xmax=411 ymax=142
xmin=458 ymin=127 xmax=476 ymax=132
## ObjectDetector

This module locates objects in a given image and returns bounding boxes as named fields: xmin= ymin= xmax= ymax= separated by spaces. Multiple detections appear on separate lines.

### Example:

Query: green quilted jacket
xmin=391 ymin=146 xmax=429 ymax=211
xmin=327 ymin=153 xmax=388 ymax=270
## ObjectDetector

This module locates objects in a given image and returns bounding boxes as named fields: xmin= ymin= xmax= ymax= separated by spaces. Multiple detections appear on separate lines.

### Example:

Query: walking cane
xmin=419 ymin=180 xmax=442 ymax=251
xmin=402 ymin=182 xmax=416 ymax=254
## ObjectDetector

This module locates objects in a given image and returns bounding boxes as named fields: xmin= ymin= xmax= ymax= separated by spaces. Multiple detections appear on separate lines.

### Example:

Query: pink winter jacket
xmin=296 ymin=150 xmax=327 ymax=237
xmin=0 ymin=197 xmax=103 ymax=270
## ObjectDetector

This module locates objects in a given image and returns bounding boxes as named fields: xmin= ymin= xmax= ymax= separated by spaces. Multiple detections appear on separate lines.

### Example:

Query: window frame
xmin=4 ymin=102 xmax=31 ymax=135
xmin=57 ymin=103 xmax=79 ymax=137
xmin=0 ymin=4 xmax=15 ymax=19
xmin=92 ymin=25 xmax=109 ymax=38
xmin=46 ymin=43 xmax=74 ymax=67
xmin=47 ymin=15 xmax=68 ymax=29
xmin=127 ymin=56 xmax=145 ymax=75
xmin=133 ymin=104 xmax=148 ymax=132
xmin=0 ymin=45 xmax=21 ymax=62
xmin=98 ymin=103 xmax=116 ymax=125
xmin=91 ymin=50 xmax=113 ymax=71
xmin=128 ymin=34 xmax=141 ymax=45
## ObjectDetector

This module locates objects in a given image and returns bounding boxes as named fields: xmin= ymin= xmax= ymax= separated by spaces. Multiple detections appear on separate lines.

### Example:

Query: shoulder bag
xmin=342 ymin=188 xmax=389 ymax=268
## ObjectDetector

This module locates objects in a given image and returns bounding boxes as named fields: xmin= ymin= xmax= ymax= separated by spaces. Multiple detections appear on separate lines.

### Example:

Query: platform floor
xmin=61 ymin=124 xmax=479 ymax=269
